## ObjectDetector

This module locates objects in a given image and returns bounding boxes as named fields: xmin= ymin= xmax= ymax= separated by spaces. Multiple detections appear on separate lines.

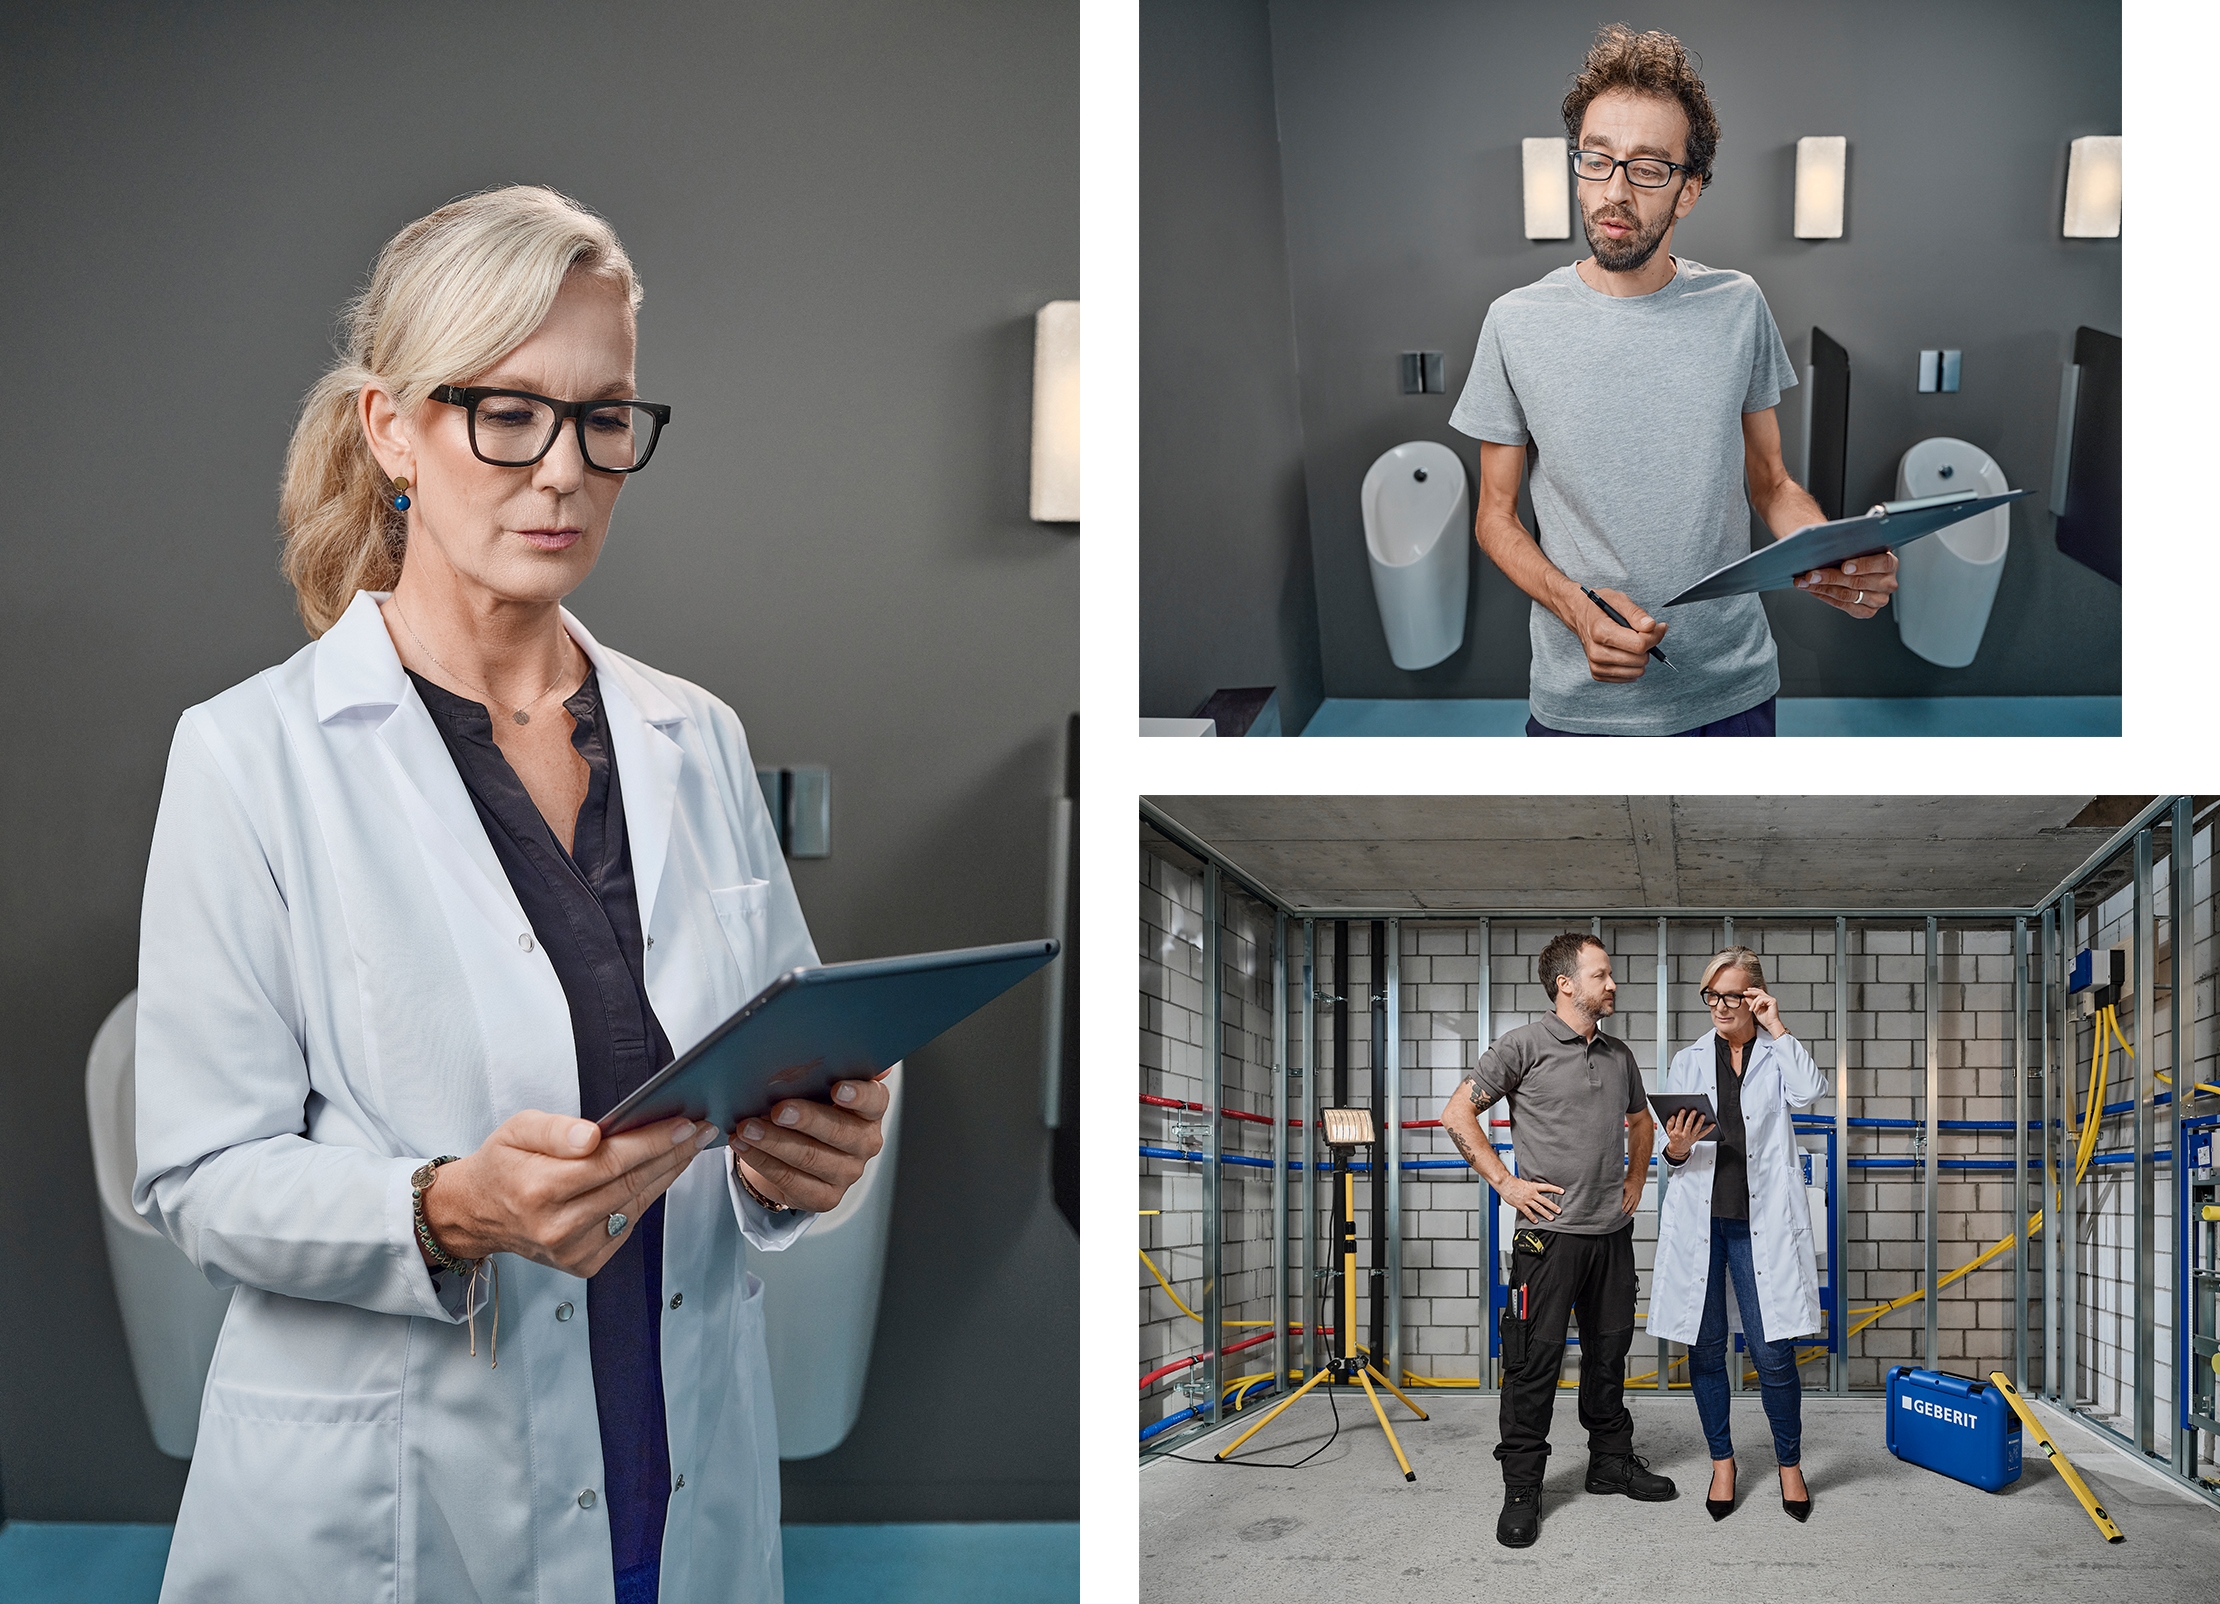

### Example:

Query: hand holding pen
xmin=1569 ymin=584 xmax=1672 ymax=680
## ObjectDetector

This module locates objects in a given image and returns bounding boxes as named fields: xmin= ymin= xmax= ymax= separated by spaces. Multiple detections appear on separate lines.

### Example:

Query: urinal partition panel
xmin=1362 ymin=441 xmax=1470 ymax=671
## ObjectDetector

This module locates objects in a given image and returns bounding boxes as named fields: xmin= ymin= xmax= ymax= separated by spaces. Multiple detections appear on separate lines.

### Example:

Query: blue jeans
xmin=1687 ymin=1217 xmax=1802 ymax=1465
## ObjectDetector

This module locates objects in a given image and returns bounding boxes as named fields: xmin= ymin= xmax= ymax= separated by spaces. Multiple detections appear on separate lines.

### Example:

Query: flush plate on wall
xmin=755 ymin=765 xmax=831 ymax=858
xmin=1918 ymin=349 xmax=1962 ymax=393
xmin=1399 ymin=351 xmax=1444 ymax=394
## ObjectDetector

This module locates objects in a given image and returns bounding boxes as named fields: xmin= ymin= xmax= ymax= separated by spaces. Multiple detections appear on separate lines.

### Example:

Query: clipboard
xmin=1663 ymin=488 xmax=2030 ymax=607
xmin=597 ymin=938 xmax=1058 ymax=1138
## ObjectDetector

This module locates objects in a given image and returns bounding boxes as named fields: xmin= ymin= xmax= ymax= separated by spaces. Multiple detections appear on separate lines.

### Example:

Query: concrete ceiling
xmin=1142 ymin=796 xmax=2134 ymax=913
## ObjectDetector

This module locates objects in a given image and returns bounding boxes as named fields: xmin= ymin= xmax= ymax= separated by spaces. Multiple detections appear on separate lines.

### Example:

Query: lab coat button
xmin=675 ymin=1474 xmax=686 ymax=1489
xmin=519 ymin=933 xmax=534 ymax=951
xmin=670 ymin=1292 xmax=683 ymax=1310
xmin=555 ymin=1301 xmax=574 ymax=1321
xmin=578 ymin=1489 xmax=597 ymax=1510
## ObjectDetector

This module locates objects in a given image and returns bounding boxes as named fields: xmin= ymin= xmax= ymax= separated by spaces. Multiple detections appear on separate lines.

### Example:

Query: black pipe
xmin=1369 ymin=920 xmax=1387 ymax=1367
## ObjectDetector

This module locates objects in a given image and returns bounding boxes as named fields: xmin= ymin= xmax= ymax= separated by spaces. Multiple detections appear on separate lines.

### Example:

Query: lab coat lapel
xmin=564 ymin=609 xmax=686 ymax=943
xmin=314 ymin=592 xmax=529 ymax=945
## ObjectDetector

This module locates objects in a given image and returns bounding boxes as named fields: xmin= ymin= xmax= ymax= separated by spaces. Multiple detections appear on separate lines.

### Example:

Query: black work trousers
xmin=1495 ymin=1221 xmax=1638 ymax=1488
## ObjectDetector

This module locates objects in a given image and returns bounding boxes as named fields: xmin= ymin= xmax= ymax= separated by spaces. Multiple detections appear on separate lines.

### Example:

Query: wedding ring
xmin=1854 ymin=590 xmax=1865 ymax=606
xmin=606 ymin=1212 xmax=628 ymax=1237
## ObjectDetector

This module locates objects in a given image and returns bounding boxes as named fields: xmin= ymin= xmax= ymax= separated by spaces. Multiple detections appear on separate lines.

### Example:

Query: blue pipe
xmin=1140 ymin=1407 xmax=1199 ymax=1443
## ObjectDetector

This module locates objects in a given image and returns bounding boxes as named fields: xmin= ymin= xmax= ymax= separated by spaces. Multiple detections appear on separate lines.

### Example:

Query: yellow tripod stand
xmin=1214 ymin=1165 xmax=1428 ymax=1480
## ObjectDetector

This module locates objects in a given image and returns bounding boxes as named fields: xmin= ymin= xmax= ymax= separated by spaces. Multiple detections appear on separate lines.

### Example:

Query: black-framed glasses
xmin=1571 ymin=149 xmax=1695 ymax=189
xmin=1699 ymin=988 xmax=1756 ymax=1009
xmin=431 ymin=385 xmax=671 ymax=473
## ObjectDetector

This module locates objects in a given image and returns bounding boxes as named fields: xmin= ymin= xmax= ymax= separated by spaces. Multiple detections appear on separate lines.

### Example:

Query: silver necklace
xmin=390 ymin=597 xmax=577 ymax=726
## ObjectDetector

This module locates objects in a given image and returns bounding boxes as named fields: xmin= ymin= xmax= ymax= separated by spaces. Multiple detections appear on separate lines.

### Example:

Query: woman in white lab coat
xmin=1647 ymin=947 xmax=1826 ymax=1524
xmin=134 ymin=187 xmax=888 ymax=1604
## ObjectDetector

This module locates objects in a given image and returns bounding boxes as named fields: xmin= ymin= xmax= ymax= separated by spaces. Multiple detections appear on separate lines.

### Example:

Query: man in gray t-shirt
xmin=1448 ymin=25 xmax=1899 ymax=736
xmin=1441 ymin=929 xmax=1669 ymax=1544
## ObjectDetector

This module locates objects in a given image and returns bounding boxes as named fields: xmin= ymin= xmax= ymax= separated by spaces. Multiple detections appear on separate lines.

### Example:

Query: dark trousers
xmin=1496 ymin=1223 xmax=1639 ymax=1488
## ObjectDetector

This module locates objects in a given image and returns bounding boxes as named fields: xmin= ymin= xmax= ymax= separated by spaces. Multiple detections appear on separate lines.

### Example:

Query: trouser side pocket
xmin=1500 ymin=1308 xmax=1529 ymax=1369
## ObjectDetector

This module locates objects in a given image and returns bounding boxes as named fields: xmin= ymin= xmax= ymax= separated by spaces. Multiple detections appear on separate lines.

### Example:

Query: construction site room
xmin=1138 ymin=796 xmax=2220 ymax=1601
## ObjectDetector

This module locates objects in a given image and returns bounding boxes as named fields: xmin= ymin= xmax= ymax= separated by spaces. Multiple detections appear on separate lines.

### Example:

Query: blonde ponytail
xmin=277 ymin=186 xmax=641 ymax=637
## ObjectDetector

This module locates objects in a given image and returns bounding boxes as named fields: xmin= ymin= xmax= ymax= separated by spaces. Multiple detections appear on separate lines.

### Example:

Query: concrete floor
xmin=1141 ymin=1393 xmax=2219 ymax=1602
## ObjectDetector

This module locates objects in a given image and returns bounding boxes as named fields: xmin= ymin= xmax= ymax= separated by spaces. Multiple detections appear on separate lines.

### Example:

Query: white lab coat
xmin=1645 ymin=1029 xmax=1827 ymax=1347
xmin=134 ymin=589 xmax=816 ymax=1604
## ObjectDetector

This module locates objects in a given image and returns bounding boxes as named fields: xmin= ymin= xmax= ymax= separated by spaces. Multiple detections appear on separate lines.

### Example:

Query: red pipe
xmin=1139 ymin=1095 xmax=1508 ymax=1130
xmin=1138 ymin=1326 xmax=1334 ymax=1390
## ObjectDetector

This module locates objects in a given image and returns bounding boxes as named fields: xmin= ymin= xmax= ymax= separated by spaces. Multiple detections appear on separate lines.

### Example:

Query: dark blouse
xmin=1711 ymin=1031 xmax=1752 ymax=1220
xmin=410 ymin=668 xmax=672 ymax=1604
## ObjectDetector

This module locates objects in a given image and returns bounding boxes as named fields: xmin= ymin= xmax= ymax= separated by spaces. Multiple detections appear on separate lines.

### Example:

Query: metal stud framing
xmin=1138 ymin=797 xmax=2217 ymax=1497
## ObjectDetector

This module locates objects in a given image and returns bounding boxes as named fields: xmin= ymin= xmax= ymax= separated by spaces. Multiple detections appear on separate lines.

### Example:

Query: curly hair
xmin=1561 ymin=22 xmax=1720 ymax=186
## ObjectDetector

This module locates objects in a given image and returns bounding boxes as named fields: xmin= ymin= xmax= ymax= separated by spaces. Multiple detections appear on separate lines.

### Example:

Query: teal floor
xmin=0 ymin=1520 xmax=1079 ymax=1604
xmin=1298 ymin=696 xmax=2120 ymax=737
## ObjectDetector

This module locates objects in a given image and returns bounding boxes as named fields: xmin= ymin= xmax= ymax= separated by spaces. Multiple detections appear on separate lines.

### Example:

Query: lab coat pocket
xmin=710 ymin=879 xmax=774 ymax=995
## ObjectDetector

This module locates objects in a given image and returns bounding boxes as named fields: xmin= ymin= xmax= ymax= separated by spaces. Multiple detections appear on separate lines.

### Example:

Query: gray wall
xmin=0 ymin=1 xmax=1075 ymax=1525
xmin=1139 ymin=0 xmax=1324 ymax=729
xmin=1147 ymin=0 xmax=2121 ymax=708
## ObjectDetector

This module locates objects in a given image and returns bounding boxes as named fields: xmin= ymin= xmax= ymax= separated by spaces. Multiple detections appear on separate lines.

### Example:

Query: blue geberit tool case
xmin=1885 ymin=1366 xmax=2022 ymax=1491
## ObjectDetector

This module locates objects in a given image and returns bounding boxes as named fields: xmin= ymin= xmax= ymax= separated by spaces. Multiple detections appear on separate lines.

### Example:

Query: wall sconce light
xmin=1794 ymin=136 xmax=1846 ymax=239
xmin=1030 ymin=299 xmax=1079 ymax=523
xmin=2063 ymin=136 xmax=2121 ymax=238
xmin=1523 ymin=137 xmax=1570 ymax=239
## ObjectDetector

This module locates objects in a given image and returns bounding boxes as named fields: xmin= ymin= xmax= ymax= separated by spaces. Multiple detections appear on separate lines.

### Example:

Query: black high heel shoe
xmin=1706 ymin=1460 xmax=1735 ymax=1521
xmin=1778 ymin=1468 xmax=1811 ymax=1522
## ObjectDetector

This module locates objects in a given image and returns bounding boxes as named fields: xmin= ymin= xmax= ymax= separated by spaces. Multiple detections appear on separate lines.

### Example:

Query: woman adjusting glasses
xmin=1647 ymin=947 xmax=1828 ymax=1524
xmin=134 ymin=186 xmax=888 ymax=1603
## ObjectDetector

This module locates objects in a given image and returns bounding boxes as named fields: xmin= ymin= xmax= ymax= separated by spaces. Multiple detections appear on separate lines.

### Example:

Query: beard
xmin=1582 ymin=195 xmax=1674 ymax=274
xmin=1570 ymin=978 xmax=1615 ymax=1019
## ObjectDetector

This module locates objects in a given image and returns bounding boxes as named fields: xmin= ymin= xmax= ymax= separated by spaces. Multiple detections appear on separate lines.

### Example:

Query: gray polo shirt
xmin=1464 ymin=1015 xmax=1648 ymax=1236
xmin=1448 ymin=257 xmax=1797 ymax=735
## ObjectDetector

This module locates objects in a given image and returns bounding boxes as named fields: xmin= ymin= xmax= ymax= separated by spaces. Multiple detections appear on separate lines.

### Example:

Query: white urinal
xmin=1894 ymin=437 xmax=2010 ymax=668
xmin=89 ymin=988 xmax=902 ymax=1463
xmin=746 ymin=1064 xmax=903 ymax=1457
xmin=1362 ymin=441 xmax=1470 ymax=670
xmin=86 ymin=992 xmax=232 ymax=1458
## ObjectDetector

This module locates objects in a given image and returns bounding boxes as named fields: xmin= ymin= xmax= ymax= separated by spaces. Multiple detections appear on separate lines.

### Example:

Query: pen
xmin=1581 ymin=586 xmax=1675 ymax=671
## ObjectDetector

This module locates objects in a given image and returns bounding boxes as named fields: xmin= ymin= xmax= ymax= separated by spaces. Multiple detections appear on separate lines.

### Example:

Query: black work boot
xmin=1496 ymin=1485 xmax=1541 ymax=1547
xmin=1586 ymin=1452 xmax=1676 ymax=1501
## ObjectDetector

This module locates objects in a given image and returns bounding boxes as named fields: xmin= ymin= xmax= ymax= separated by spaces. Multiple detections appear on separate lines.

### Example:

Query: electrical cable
xmin=1153 ymin=1375 xmax=1345 ymax=1469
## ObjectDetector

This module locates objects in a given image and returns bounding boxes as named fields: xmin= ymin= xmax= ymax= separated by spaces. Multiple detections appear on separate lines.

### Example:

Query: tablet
xmin=1647 ymin=1092 xmax=1718 ymax=1126
xmin=597 ymin=938 xmax=1059 ymax=1137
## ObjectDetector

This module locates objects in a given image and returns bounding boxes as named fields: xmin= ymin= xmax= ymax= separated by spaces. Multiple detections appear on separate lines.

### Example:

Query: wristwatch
xmin=411 ymin=1156 xmax=479 ymax=1275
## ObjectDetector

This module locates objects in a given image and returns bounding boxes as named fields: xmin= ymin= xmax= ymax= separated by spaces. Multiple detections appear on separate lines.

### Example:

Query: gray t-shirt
xmin=1464 ymin=1015 xmax=1648 ymax=1236
xmin=1448 ymin=257 xmax=1797 ymax=735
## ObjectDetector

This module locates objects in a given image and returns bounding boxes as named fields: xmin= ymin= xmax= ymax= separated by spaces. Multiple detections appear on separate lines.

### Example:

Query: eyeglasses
xmin=430 ymin=385 xmax=671 ymax=473
xmin=1700 ymin=989 xmax=1756 ymax=1009
xmin=1571 ymin=149 xmax=1695 ymax=189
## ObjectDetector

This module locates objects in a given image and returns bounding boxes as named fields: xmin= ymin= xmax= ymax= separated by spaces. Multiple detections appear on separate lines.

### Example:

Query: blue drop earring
xmin=392 ymin=475 xmax=412 ymax=511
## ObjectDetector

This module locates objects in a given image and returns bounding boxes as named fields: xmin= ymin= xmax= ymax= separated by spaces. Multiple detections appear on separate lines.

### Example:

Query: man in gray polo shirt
xmin=1447 ymin=24 xmax=1898 ymax=736
xmin=1441 ymin=931 xmax=1668 ymax=1547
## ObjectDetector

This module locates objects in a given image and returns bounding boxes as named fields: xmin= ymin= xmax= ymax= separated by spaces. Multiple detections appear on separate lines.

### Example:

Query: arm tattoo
xmin=1448 ymin=1124 xmax=1482 ymax=1170
xmin=1467 ymin=1077 xmax=1487 ymax=1110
